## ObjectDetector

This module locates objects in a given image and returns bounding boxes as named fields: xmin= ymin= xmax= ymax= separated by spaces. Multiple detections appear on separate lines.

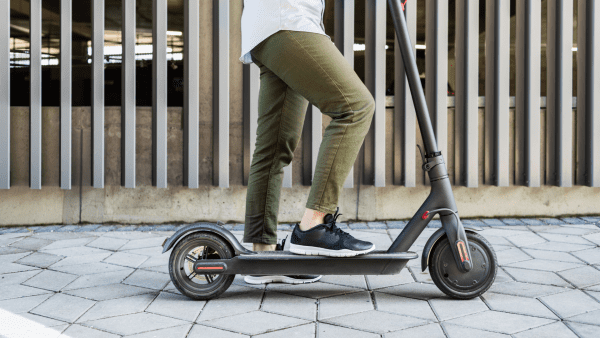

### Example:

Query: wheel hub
xmin=439 ymin=241 xmax=490 ymax=290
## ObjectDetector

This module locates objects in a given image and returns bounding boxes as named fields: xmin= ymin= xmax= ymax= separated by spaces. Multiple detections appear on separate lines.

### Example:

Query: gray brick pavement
xmin=0 ymin=217 xmax=599 ymax=337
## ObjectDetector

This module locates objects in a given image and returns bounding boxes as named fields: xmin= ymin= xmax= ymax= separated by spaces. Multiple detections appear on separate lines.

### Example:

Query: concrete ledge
xmin=1 ymin=184 xmax=599 ymax=226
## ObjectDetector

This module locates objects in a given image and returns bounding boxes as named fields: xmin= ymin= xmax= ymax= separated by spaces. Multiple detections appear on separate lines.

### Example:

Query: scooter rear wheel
xmin=428 ymin=232 xmax=497 ymax=299
xmin=168 ymin=232 xmax=235 ymax=300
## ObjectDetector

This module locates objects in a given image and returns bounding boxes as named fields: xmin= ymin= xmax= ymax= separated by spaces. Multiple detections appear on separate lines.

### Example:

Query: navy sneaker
xmin=290 ymin=207 xmax=375 ymax=257
xmin=243 ymin=236 xmax=323 ymax=285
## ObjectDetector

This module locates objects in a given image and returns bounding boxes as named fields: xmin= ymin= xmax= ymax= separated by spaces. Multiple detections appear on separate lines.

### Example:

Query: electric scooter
xmin=162 ymin=0 xmax=497 ymax=301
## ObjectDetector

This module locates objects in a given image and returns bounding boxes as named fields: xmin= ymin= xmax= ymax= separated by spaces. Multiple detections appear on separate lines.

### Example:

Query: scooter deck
xmin=193 ymin=250 xmax=418 ymax=275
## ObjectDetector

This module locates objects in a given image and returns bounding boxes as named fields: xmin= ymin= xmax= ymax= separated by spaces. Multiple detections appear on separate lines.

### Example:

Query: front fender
xmin=420 ymin=225 xmax=482 ymax=272
xmin=161 ymin=223 xmax=254 ymax=255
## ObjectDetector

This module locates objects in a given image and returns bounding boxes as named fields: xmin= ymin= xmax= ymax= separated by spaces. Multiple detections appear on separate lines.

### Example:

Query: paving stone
xmin=540 ymin=218 xmax=567 ymax=225
xmin=86 ymin=236 xmax=129 ymax=251
xmin=541 ymin=227 xmax=600 ymax=236
xmin=195 ymin=285 xmax=262 ymax=321
xmin=40 ymin=237 xmax=96 ymax=251
xmin=377 ymin=282 xmax=446 ymax=300
xmin=566 ymin=321 xmax=600 ymax=338
xmin=82 ymin=313 xmax=189 ymax=336
xmin=522 ymin=241 xmax=595 ymax=253
xmin=103 ymin=252 xmax=149 ymax=268
xmin=428 ymin=220 xmax=442 ymax=228
xmin=260 ymin=291 xmax=317 ymax=321
xmin=481 ymin=292 xmax=558 ymax=319
xmin=42 ymin=246 xmax=111 ymax=257
xmin=562 ymin=217 xmax=587 ymax=224
xmin=0 ymin=269 xmax=40 ymax=286
xmin=349 ymin=222 xmax=369 ymax=230
xmin=0 ymin=251 xmax=33 ymax=263
xmin=122 ymin=269 xmax=170 ymax=290
xmin=488 ymin=281 xmax=569 ymax=298
xmin=373 ymin=292 xmax=437 ymax=321
xmin=580 ymin=217 xmax=600 ymax=223
xmin=64 ymin=283 xmax=156 ymax=301
xmin=445 ymin=310 xmax=554 ymax=335
xmin=558 ymin=266 xmax=600 ymax=288
xmin=538 ymin=232 xmax=596 ymax=245
xmin=521 ymin=248 xmax=585 ymax=264
xmin=429 ymin=296 xmax=488 ymax=321
xmin=566 ymin=309 xmax=600 ymax=326
xmin=319 ymin=275 xmax=367 ymax=289
xmin=58 ymin=324 xmax=121 ymax=338
xmin=95 ymin=226 xmax=117 ymax=232
xmin=124 ymin=324 xmax=193 ymax=338
xmin=35 ymin=225 xmax=64 ymax=233
xmin=50 ymin=252 xmax=113 ymax=268
xmin=201 ymin=310 xmax=309 ymax=336
xmin=0 ymin=262 xmax=38 ymax=274
xmin=118 ymin=237 xmax=167 ymax=251
xmin=366 ymin=269 xmax=414 ymax=289
xmin=23 ymin=270 xmax=78 ymax=291
xmin=513 ymin=322 xmax=577 ymax=338
xmin=5 ymin=312 xmax=68 ymax=336
xmin=0 ymin=236 xmax=22 ymax=247
xmin=323 ymin=310 xmax=428 ymax=334
xmin=540 ymin=289 xmax=600 ymax=318
xmin=478 ymin=228 xmax=532 ymax=238
xmin=481 ymin=219 xmax=506 ymax=226
xmin=564 ymin=223 xmax=600 ymax=230
xmin=503 ymin=267 xmax=571 ymax=287
xmin=145 ymin=291 xmax=204 ymax=322
xmin=387 ymin=221 xmax=407 ymax=229
xmin=501 ymin=218 xmax=524 ymax=225
xmin=77 ymin=293 xmax=156 ymax=322
xmin=15 ymin=252 xmax=63 ymax=268
xmin=385 ymin=323 xmax=445 ymax=338
xmin=103 ymin=232 xmax=160 ymax=240
xmin=134 ymin=224 xmax=159 ymax=232
xmin=231 ymin=224 xmax=245 ymax=231
xmin=33 ymin=232 xmax=96 ymax=240
xmin=51 ymin=262 xmax=133 ymax=276
xmin=520 ymin=218 xmax=546 ymax=226
xmin=506 ymin=259 xmax=584 ymax=272
xmin=368 ymin=221 xmax=387 ymax=229
xmin=31 ymin=293 xmax=96 ymax=323
xmin=0 ymin=294 xmax=53 ymax=314
xmin=253 ymin=323 xmax=315 ymax=338
xmin=442 ymin=323 xmax=511 ymax=338
xmin=138 ymin=254 xmax=169 ymax=269
xmin=266 ymin=281 xmax=362 ymax=299
xmin=318 ymin=291 xmax=374 ymax=320
xmin=10 ymin=237 xmax=53 ymax=251
xmin=123 ymin=246 xmax=164 ymax=257
xmin=571 ymin=248 xmax=600 ymax=265
xmin=409 ymin=267 xmax=433 ymax=284
xmin=504 ymin=233 xmax=546 ymax=247
xmin=496 ymin=248 xmax=532 ymax=265
xmin=54 ymin=225 xmax=82 ymax=232
xmin=187 ymin=324 xmax=249 ymax=338
xmin=114 ymin=226 xmax=138 ymax=232
xmin=62 ymin=269 xmax=134 ymax=290
xmin=583 ymin=232 xmax=600 ymax=246
xmin=276 ymin=223 xmax=292 ymax=231
xmin=495 ymin=267 xmax=515 ymax=284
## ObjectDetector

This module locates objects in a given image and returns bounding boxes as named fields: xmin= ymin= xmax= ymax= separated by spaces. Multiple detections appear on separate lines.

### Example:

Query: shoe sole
xmin=243 ymin=275 xmax=322 ymax=285
xmin=289 ymin=243 xmax=376 ymax=257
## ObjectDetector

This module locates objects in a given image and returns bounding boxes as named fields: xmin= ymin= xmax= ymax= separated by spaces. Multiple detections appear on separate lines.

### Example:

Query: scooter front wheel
xmin=168 ymin=232 xmax=235 ymax=300
xmin=429 ymin=232 xmax=497 ymax=300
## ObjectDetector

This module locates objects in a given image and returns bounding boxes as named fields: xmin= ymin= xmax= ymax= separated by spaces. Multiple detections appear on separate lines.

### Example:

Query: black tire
xmin=168 ymin=232 xmax=235 ymax=300
xmin=428 ymin=232 xmax=497 ymax=300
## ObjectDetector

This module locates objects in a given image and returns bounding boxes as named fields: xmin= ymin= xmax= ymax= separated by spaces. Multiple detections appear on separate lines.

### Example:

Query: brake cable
xmin=401 ymin=0 xmax=408 ymax=11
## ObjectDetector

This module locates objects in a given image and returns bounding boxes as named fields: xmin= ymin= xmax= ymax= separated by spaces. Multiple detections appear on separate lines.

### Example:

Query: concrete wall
xmin=1 ymin=105 xmax=599 ymax=227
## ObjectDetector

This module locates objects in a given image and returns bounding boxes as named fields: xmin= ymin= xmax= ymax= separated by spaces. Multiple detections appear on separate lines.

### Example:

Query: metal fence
xmin=0 ymin=0 xmax=599 ymax=192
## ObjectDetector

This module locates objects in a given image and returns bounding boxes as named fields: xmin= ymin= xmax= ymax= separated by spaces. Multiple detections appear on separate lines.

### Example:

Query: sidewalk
xmin=1 ymin=217 xmax=599 ymax=337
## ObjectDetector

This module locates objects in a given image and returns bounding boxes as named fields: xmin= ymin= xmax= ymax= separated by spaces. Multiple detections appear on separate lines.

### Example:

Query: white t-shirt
xmin=239 ymin=0 xmax=331 ymax=65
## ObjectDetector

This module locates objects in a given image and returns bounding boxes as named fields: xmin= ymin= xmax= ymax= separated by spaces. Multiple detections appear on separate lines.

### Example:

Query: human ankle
xmin=253 ymin=243 xmax=276 ymax=251
xmin=299 ymin=208 xmax=326 ymax=231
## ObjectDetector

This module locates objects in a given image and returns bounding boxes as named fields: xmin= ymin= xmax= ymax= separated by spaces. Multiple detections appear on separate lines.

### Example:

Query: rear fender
xmin=161 ymin=223 xmax=254 ymax=255
xmin=421 ymin=226 xmax=482 ymax=272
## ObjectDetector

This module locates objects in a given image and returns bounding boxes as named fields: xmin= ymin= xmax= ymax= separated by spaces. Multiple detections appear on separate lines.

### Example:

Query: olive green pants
xmin=244 ymin=30 xmax=375 ymax=244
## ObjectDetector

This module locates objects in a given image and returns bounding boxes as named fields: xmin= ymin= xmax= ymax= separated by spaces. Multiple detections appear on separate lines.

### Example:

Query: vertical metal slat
xmin=184 ymin=0 xmax=199 ymax=188
xmin=60 ymin=0 xmax=72 ymax=190
xmin=0 ymin=0 xmax=9 ymax=189
xmin=336 ymin=0 xmax=356 ymax=189
xmin=365 ymin=0 xmax=386 ymax=187
xmin=547 ymin=0 xmax=573 ymax=187
xmin=394 ymin=0 xmax=417 ymax=187
xmin=153 ymin=0 xmax=167 ymax=188
xmin=121 ymin=0 xmax=136 ymax=188
xmin=485 ymin=0 xmax=510 ymax=186
xmin=213 ymin=0 xmax=229 ymax=188
xmin=455 ymin=0 xmax=479 ymax=187
xmin=425 ymin=0 xmax=448 ymax=162
xmin=577 ymin=0 xmax=600 ymax=187
xmin=30 ymin=0 xmax=42 ymax=190
xmin=92 ymin=0 xmax=105 ymax=189
xmin=516 ymin=0 xmax=541 ymax=187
